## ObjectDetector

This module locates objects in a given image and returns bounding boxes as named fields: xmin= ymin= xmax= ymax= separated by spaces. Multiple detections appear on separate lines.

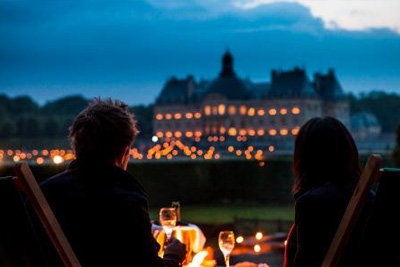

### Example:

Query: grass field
xmin=149 ymin=204 xmax=294 ymax=224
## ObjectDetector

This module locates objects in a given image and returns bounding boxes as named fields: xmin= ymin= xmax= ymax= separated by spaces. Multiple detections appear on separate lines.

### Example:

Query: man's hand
xmin=164 ymin=237 xmax=187 ymax=263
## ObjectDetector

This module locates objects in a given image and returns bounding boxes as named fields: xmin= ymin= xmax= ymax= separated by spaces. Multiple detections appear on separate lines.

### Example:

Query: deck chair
xmin=322 ymin=154 xmax=400 ymax=266
xmin=0 ymin=162 xmax=81 ymax=267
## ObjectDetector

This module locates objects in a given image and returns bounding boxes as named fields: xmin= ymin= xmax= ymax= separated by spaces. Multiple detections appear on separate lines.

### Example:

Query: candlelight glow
xmin=236 ymin=236 xmax=244 ymax=243
xmin=255 ymin=232 xmax=263 ymax=240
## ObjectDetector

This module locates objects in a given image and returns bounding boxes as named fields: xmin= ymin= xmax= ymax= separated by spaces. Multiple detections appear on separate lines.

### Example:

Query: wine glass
xmin=218 ymin=230 xmax=235 ymax=267
xmin=159 ymin=207 xmax=177 ymax=242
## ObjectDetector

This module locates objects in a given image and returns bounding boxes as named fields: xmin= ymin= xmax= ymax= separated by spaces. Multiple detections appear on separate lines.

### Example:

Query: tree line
xmin=0 ymin=94 xmax=153 ymax=141
xmin=0 ymin=91 xmax=399 ymax=141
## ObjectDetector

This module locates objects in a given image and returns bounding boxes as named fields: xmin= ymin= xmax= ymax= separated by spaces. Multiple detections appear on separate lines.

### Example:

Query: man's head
xmin=69 ymin=98 xmax=139 ymax=168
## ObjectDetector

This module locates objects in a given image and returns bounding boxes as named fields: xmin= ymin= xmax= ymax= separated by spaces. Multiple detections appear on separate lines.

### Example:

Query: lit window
xmin=228 ymin=105 xmax=236 ymax=115
xmin=248 ymin=129 xmax=256 ymax=136
xmin=269 ymin=129 xmax=277 ymax=136
xmin=194 ymin=112 xmax=201 ymax=119
xmin=156 ymin=114 xmax=163 ymax=120
xmin=174 ymin=131 xmax=182 ymax=138
xmin=239 ymin=129 xmax=247 ymax=136
xmin=212 ymin=106 xmax=218 ymax=115
xmin=292 ymin=107 xmax=301 ymax=115
xmin=269 ymin=109 xmax=277 ymax=116
xmin=156 ymin=132 xmax=163 ymax=138
xmin=248 ymin=107 xmax=255 ymax=116
xmin=239 ymin=105 xmax=247 ymax=115
xmin=280 ymin=108 xmax=288 ymax=115
xmin=218 ymin=104 xmax=226 ymax=115
xmin=257 ymin=129 xmax=265 ymax=136
xmin=204 ymin=106 xmax=211 ymax=116
xmin=219 ymin=126 xmax=226 ymax=134
xmin=165 ymin=131 xmax=173 ymax=138
xmin=174 ymin=113 xmax=182 ymax=120
xmin=280 ymin=129 xmax=288 ymax=135
xmin=165 ymin=113 xmax=172 ymax=120
xmin=186 ymin=131 xmax=193 ymax=138
xmin=257 ymin=109 xmax=265 ymax=116
xmin=186 ymin=113 xmax=193 ymax=119
xmin=291 ymin=127 xmax=300 ymax=135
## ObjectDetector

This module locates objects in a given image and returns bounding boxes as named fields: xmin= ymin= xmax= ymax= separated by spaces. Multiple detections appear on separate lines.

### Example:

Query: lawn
xmin=149 ymin=204 xmax=294 ymax=224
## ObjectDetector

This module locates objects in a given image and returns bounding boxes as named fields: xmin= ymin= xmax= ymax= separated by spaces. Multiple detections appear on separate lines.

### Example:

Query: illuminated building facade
xmin=153 ymin=51 xmax=349 ymax=145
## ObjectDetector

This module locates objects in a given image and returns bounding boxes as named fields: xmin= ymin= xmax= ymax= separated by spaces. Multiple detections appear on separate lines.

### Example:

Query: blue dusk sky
xmin=1 ymin=0 xmax=400 ymax=106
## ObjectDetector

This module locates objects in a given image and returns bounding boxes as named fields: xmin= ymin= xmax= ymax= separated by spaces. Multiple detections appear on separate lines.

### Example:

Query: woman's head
xmin=293 ymin=116 xmax=360 ymax=194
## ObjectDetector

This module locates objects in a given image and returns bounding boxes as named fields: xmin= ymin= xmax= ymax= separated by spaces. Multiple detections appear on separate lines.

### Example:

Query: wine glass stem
xmin=224 ymin=254 xmax=230 ymax=267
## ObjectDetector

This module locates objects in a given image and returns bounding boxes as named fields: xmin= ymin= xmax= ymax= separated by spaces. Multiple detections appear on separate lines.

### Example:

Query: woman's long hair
xmin=292 ymin=116 xmax=361 ymax=194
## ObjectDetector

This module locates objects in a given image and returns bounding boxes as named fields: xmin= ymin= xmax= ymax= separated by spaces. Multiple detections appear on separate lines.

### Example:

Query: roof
xmin=268 ymin=68 xmax=316 ymax=98
xmin=314 ymin=69 xmax=346 ymax=100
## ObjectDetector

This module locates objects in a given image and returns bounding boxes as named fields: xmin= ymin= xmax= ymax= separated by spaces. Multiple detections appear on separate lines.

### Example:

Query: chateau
xmin=153 ymin=51 xmax=349 ymax=146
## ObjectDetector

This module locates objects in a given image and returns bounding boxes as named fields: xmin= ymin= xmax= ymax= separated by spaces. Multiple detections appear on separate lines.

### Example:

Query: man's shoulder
xmin=39 ymin=169 xmax=77 ymax=189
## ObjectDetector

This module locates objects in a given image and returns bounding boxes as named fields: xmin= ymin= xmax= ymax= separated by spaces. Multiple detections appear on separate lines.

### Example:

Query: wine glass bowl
xmin=159 ymin=207 xmax=177 ymax=241
xmin=219 ymin=231 xmax=235 ymax=267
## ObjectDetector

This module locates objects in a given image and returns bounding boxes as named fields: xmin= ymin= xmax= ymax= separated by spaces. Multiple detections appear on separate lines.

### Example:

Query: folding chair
xmin=322 ymin=154 xmax=399 ymax=266
xmin=0 ymin=162 xmax=81 ymax=267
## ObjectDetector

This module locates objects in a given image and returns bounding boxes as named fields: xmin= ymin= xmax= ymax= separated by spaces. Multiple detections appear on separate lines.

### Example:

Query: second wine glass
xmin=159 ymin=207 xmax=177 ymax=242
xmin=218 ymin=230 xmax=235 ymax=267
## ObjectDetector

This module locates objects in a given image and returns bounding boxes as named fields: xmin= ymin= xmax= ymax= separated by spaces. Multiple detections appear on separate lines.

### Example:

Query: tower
xmin=219 ymin=49 xmax=235 ymax=78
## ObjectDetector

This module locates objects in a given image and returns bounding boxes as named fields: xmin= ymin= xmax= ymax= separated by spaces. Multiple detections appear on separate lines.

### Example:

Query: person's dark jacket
xmin=33 ymin=160 xmax=181 ymax=267
xmin=284 ymin=183 xmax=373 ymax=267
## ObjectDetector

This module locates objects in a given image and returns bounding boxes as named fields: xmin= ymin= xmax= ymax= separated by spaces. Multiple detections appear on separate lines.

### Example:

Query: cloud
xmin=234 ymin=0 xmax=400 ymax=34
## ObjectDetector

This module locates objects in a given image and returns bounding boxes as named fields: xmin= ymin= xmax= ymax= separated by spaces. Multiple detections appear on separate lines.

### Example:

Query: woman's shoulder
xmin=295 ymin=185 xmax=352 ymax=212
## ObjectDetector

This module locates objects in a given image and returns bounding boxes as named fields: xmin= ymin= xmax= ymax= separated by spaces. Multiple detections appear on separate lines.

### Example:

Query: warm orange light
xmin=218 ymin=104 xmax=226 ymax=115
xmin=166 ymin=154 xmax=173 ymax=160
xmin=13 ymin=155 xmax=20 ymax=162
xmin=194 ymin=131 xmax=202 ymax=137
xmin=219 ymin=126 xmax=226 ymax=134
xmin=248 ymin=107 xmax=255 ymax=116
xmin=239 ymin=105 xmax=247 ymax=115
xmin=292 ymin=107 xmax=301 ymax=114
xmin=228 ymin=127 xmax=237 ymax=136
xmin=269 ymin=129 xmax=277 ymax=136
xmin=186 ymin=112 xmax=193 ymax=119
xmin=257 ymin=109 xmax=265 ymax=116
xmin=254 ymin=244 xmax=261 ymax=253
xmin=156 ymin=132 xmax=163 ymax=138
xmin=292 ymin=127 xmax=300 ymax=135
xmin=269 ymin=145 xmax=275 ymax=152
xmin=156 ymin=114 xmax=163 ymax=120
xmin=280 ymin=108 xmax=288 ymax=115
xmin=53 ymin=155 xmax=64 ymax=164
xmin=194 ymin=112 xmax=201 ymax=119
xmin=248 ymin=129 xmax=256 ymax=136
xmin=228 ymin=146 xmax=234 ymax=152
xmin=228 ymin=105 xmax=236 ymax=115
xmin=204 ymin=106 xmax=211 ymax=116
xmin=36 ymin=157 xmax=44 ymax=165
xmin=174 ymin=113 xmax=182 ymax=120
xmin=257 ymin=129 xmax=265 ymax=136
xmin=280 ymin=129 xmax=288 ymax=136
xmin=255 ymin=232 xmax=263 ymax=240
xmin=236 ymin=150 xmax=242 ymax=156
xmin=239 ymin=129 xmax=247 ymax=136
xmin=165 ymin=131 xmax=173 ymax=138
xmin=165 ymin=113 xmax=172 ymax=120
xmin=269 ymin=109 xmax=277 ymax=115
xmin=186 ymin=131 xmax=193 ymax=138
xmin=174 ymin=131 xmax=182 ymax=138
xmin=236 ymin=236 xmax=244 ymax=243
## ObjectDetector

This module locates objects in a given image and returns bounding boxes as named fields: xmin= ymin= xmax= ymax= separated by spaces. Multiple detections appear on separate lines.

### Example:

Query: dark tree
xmin=43 ymin=117 xmax=59 ymax=138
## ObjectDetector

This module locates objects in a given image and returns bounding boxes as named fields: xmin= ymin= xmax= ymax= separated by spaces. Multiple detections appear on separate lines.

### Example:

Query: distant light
xmin=268 ymin=108 xmax=277 ymax=116
xmin=152 ymin=136 xmax=158 ymax=142
xmin=254 ymin=244 xmax=261 ymax=253
xmin=255 ymin=232 xmax=263 ymax=240
xmin=284 ymin=240 xmax=288 ymax=247
xmin=53 ymin=155 xmax=64 ymax=164
xmin=236 ymin=236 xmax=244 ymax=243
xmin=36 ymin=157 xmax=44 ymax=165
